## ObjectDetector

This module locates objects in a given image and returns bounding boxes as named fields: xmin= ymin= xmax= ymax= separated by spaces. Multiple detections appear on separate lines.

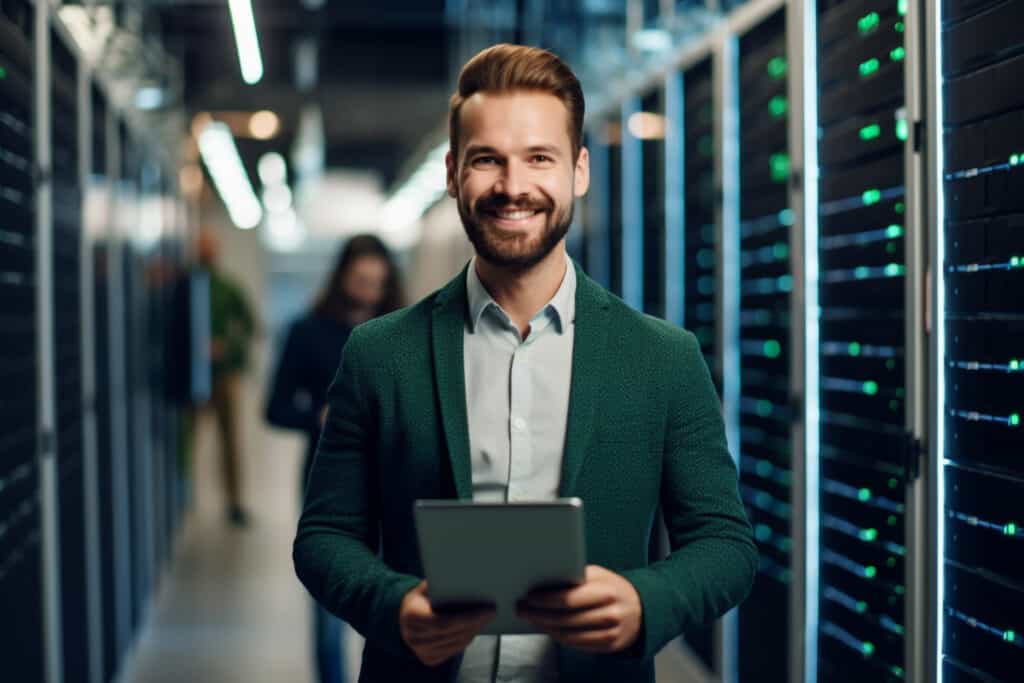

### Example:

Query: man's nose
xmin=493 ymin=159 xmax=527 ymax=198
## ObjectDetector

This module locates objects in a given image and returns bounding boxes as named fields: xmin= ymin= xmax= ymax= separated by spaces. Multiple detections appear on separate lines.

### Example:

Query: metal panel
xmin=621 ymin=95 xmax=643 ymax=310
xmin=664 ymin=69 xmax=684 ymax=327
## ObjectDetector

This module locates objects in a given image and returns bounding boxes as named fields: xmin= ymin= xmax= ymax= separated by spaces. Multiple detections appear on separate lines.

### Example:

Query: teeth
xmin=496 ymin=210 xmax=536 ymax=220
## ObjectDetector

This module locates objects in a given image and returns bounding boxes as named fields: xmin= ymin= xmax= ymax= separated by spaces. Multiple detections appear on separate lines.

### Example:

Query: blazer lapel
xmin=559 ymin=265 xmax=611 ymax=497
xmin=431 ymin=268 xmax=474 ymax=500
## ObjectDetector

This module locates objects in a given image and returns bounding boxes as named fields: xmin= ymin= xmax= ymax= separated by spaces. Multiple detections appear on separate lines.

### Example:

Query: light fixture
xmin=380 ymin=142 xmax=449 ymax=248
xmin=198 ymin=121 xmax=262 ymax=229
xmin=249 ymin=110 xmax=280 ymax=140
xmin=258 ymin=152 xmax=287 ymax=186
xmin=632 ymin=28 xmax=672 ymax=52
xmin=227 ymin=0 xmax=263 ymax=84
xmin=627 ymin=111 xmax=667 ymax=140
xmin=135 ymin=86 xmax=164 ymax=110
xmin=262 ymin=184 xmax=292 ymax=214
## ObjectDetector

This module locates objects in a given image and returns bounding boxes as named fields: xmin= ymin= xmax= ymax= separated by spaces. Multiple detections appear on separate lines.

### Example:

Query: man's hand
xmin=399 ymin=581 xmax=496 ymax=667
xmin=517 ymin=565 xmax=643 ymax=654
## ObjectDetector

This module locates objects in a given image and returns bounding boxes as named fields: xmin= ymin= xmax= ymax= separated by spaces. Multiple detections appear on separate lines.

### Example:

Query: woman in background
xmin=265 ymin=234 xmax=403 ymax=683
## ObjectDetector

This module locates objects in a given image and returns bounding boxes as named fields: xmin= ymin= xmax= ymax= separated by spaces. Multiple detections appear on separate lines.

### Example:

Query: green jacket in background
xmin=293 ymin=263 xmax=757 ymax=683
xmin=207 ymin=267 xmax=255 ymax=378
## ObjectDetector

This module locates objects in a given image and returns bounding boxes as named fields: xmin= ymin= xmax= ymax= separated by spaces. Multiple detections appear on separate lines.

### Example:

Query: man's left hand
xmin=516 ymin=565 xmax=643 ymax=654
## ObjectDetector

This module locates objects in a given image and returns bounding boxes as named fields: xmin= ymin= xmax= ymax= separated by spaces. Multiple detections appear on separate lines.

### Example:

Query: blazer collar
xmin=430 ymin=261 xmax=612 ymax=500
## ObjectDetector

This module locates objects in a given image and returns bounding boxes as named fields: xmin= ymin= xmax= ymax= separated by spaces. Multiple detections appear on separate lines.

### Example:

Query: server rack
xmin=938 ymin=1 xmax=1024 ymax=681
xmin=606 ymin=112 xmax=624 ymax=297
xmin=815 ymin=1 xmax=910 ymax=681
xmin=0 ymin=3 xmax=43 ymax=680
xmin=582 ymin=130 xmax=611 ymax=288
xmin=51 ymin=23 xmax=89 ymax=683
xmin=683 ymin=57 xmax=718 ymax=382
xmin=639 ymin=86 xmax=667 ymax=317
xmin=734 ymin=8 xmax=794 ymax=682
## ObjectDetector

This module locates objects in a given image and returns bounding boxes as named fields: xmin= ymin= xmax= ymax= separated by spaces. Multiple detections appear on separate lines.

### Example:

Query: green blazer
xmin=294 ymin=263 xmax=756 ymax=683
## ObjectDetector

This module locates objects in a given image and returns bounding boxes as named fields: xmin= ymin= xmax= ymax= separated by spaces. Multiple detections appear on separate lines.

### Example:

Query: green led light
xmin=887 ymin=557 xmax=897 ymax=568
xmin=896 ymin=118 xmax=909 ymax=141
xmin=1006 ymin=630 xmax=1017 ymax=643
xmin=856 ymin=600 xmax=868 ymax=613
xmin=859 ymin=488 xmax=873 ymax=502
xmin=1011 ymin=256 xmax=1021 ymax=267
xmin=892 ymin=666 xmax=905 ymax=678
xmin=858 ymin=12 xmax=881 ymax=34
xmin=863 ymin=380 xmax=879 ymax=395
xmin=864 ymin=566 xmax=877 ymax=579
xmin=895 ymin=585 xmax=906 ymax=596
xmin=778 ymin=274 xmax=793 ymax=292
xmin=862 ymin=641 xmax=876 ymax=656
xmin=756 ymin=460 xmax=773 ymax=477
xmin=888 ymin=477 xmax=899 ymax=489
xmin=860 ymin=57 xmax=881 ymax=78
xmin=860 ymin=123 xmax=882 ymax=141
xmin=891 ymin=46 xmax=906 ymax=62
xmin=768 ymin=56 xmax=788 ymax=79
xmin=1004 ymin=523 xmax=1017 ymax=536
xmin=755 ymin=524 xmax=772 ymax=542
xmin=861 ymin=528 xmax=879 ymax=542
xmin=856 ymin=266 xmax=870 ymax=279
xmin=886 ymin=242 xmax=897 ymax=254
xmin=779 ymin=208 xmax=795 ymax=226
xmin=885 ymin=263 xmax=904 ymax=276
xmin=1012 ymin=155 xmax=1021 ymax=166
xmin=895 ymin=201 xmax=905 ymax=214
xmin=1011 ymin=413 xmax=1021 ymax=426
xmin=863 ymin=188 xmax=882 ymax=205
xmin=1010 ymin=359 xmax=1020 ymax=370
xmin=0 ymin=66 xmax=6 ymax=80
xmin=895 ymin=21 xmax=905 ymax=33
xmin=769 ymin=95 xmax=788 ymax=118
xmin=849 ymin=341 xmax=862 ymax=356
xmin=886 ymin=359 xmax=896 ymax=370
xmin=757 ymin=400 xmax=773 ymax=417
xmin=889 ymin=399 xmax=900 ymax=412
xmin=764 ymin=339 xmax=782 ymax=358
xmin=898 ymin=0 xmax=908 ymax=15
xmin=887 ymin=224 xmax=904 ymax=238
xmin=888 ymin=514 xmax=898 ymax=526
xmin=773 ymin=242 xmax=789 ymax=260
xmin=770 ymin=153 xmax=791 ymax=183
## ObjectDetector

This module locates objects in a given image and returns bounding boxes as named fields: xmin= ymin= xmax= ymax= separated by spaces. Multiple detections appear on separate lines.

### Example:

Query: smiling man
xmin=293 ymin=44 xmax=756 ymax=683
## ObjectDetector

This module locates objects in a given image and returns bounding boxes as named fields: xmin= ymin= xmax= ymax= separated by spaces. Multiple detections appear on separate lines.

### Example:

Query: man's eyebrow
xmin=463 ymin=145 xmax=501 ymax=158
xmin=526 ymin=145 xmax=561 ymax=156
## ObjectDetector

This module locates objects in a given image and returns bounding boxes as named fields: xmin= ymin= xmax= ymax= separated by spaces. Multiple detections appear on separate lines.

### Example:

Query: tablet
xmin=413 ymin=498 xmax=586 ymax=634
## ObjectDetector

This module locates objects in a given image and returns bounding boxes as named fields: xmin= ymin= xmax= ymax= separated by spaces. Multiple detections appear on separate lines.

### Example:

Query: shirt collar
xmin=466 ymin=255 xmax=576 ymax=335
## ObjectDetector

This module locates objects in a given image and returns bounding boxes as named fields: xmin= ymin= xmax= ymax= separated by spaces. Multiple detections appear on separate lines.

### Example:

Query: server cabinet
xmin=639 ymin=87 xmax=666 ymax=316
xmin=605 ymin=112 xmax=624 ymax=297
xmin=735 ymin=9 xmax=794 ymax=682
xmin=581 ymin=130 xmax=611 ymax=287
xmin=683 ymin=58 xmax=718 ymax=382
xmin=815 ymin=1 xmax=909 ymax=681
xmin=51 ymin=25 xmax=89 ymax=683
xmin=0 ymin=3 xmax=43 ymax=680
xmin=940 ymin=0 xmax=1024 ymax=680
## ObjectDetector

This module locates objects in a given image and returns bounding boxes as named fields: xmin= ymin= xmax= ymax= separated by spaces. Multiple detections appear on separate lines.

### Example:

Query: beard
xmin=457 ymin=190 xmax=573 ymax=272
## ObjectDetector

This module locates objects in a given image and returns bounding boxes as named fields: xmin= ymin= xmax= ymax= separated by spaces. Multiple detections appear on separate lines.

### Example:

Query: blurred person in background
xmin=196 ymin=226 xmax=256 ymax=527
xmin=266 ymin=233 xmax=404 ymax=683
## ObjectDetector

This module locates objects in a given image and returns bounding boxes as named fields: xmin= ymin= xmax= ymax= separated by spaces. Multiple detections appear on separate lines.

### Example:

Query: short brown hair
xmin=449 ymin=43 xmax=585 ymax=161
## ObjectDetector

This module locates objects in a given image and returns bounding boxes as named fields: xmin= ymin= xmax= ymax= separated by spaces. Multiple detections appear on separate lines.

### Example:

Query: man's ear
xmin=573 ymin=146 xmax=590 ymax=198
xmin=446 ymin=150 xmax=457 ymax=198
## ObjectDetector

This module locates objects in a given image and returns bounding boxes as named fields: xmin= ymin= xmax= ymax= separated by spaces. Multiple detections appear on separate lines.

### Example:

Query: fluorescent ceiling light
xmin=263 ymin=208 xmax=305 ymax=252
xmin=198 ymin=122 xmax=262 ymax=229
xmin=249 ymin=110 xmax=280 ymax=140
xmin=135 ymin=86 xmax=164 ymax=110
xmin=627 ymin=111 xmax=666 ymax=140
xmin=258 ymin=152 xmax=287 ymax=186
xmin=632 ymin=28 xmax=672 ymax=52
xmin=228 ymin=0 xmax=263 ymax=84
xmin=262 ymin=184 xmax=293 ymax=214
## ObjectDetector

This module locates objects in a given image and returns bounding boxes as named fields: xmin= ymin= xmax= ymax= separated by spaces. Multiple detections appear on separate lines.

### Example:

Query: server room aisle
xmin=121 ymin=367 xmax=364 ymax=683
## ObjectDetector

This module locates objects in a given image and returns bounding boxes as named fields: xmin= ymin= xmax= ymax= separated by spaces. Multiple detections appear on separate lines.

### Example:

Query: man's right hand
xmin=399 ymin=581 xmax=495 ymax=667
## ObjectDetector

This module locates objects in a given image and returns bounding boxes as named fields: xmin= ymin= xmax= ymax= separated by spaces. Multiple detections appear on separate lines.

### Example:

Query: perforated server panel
xmin=815 ymin=1 xmax=909 ymax=680
xmin=606 ymin=113 xmax=624 ymax=297
xmin=641 ymin=88 xmax=666 ymax=316
xmin=736 ymin=11 xmax=792 ymax=682
xmin=679 ymin=56 xmax=718 ymax=672
xmin=0 ymin=5 xmax=43 ymax=682
xmin=941 ymin=0 xmax=1024 ymax=680
xmin=683 ymin=58 xmax=717 ymax=379
xmin=51 ymin=27 xmax=89 ymax=683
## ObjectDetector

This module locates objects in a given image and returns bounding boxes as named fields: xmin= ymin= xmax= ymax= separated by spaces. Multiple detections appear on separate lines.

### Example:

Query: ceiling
xmin=153 ymin=0 xmax=453 ymax=190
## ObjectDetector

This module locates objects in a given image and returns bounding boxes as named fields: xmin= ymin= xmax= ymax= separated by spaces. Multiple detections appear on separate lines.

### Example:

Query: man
xmin=194 ymin=227 xmax=255 ymax=527
xmin=294 ymin=44 xmax=756 ymax=682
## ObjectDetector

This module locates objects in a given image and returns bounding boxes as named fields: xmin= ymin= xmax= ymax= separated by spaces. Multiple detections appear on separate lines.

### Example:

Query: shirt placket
xmin=506 ymin=337 xmax=533 ymax=503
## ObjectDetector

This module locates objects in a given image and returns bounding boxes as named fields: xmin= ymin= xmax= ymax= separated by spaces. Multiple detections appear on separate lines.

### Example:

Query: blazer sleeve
xmin=292 ymin=327 xmax=421 ymax=657
xmin=621 ymin=330 xmax=757 ymax=660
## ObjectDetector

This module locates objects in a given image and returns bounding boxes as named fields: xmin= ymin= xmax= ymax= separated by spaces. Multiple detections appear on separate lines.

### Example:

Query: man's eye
xmin=531 ymin=155 xmax=552 ymax=163
xmin=473 ymin=156 xmax=498 ymax=166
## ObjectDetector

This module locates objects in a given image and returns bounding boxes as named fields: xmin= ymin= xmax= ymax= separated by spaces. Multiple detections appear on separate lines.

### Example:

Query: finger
xmin=517 ymin=604 xmax=620 ymax=631
xmin=522 ymin=582 xmax=614 ymax=612
xmin=548 ymin=626 xmax=622 ymax=653
xmin=405 ymin=612 xmax=495 ymax=644
xmin=416 ymin=632 xmax=479 ymax=666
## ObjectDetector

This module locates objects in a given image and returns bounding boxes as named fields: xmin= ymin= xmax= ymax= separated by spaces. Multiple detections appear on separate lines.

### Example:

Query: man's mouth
xmin=489 ymin=208 xmax=544 ymax=221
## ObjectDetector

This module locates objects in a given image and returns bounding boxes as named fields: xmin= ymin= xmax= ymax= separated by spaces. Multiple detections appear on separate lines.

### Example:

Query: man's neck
xmin=474 ymin=245 xmax=568 ymax=338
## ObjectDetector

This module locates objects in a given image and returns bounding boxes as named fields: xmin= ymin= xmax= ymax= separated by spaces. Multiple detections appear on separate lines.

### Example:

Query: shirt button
xmin=512 ymin=417 xmax=527 ymax=432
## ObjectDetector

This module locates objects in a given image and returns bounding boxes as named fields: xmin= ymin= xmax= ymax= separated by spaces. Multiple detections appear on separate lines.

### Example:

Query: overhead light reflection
xmin=380 ymin=142 xmax=449 ymax=249
xmin=198 ymin=122 xmax=262 ymax=229
xmin=249 ymin=110 xmax=280 ymax=140
xmin=228 ymin=0 xmax=263 ymax=84
xmin=258 ymin=152 xmax=287 ymax=186
xmin=627 ymin=111 xmax=667 ymax=140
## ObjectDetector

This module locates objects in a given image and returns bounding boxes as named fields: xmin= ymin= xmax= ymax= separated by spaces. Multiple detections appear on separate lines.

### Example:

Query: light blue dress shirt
xmin=456 ymin=256 xmax=577 ymax=683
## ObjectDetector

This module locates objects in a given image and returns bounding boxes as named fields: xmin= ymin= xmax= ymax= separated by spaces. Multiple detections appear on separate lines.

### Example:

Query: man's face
xmin=447 ymin=91 xmax=589 ymax=271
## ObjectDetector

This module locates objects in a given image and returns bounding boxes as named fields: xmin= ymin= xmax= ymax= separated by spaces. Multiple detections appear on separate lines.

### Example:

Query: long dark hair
xmin=312 ymin=234 xmax=404 ymax=322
